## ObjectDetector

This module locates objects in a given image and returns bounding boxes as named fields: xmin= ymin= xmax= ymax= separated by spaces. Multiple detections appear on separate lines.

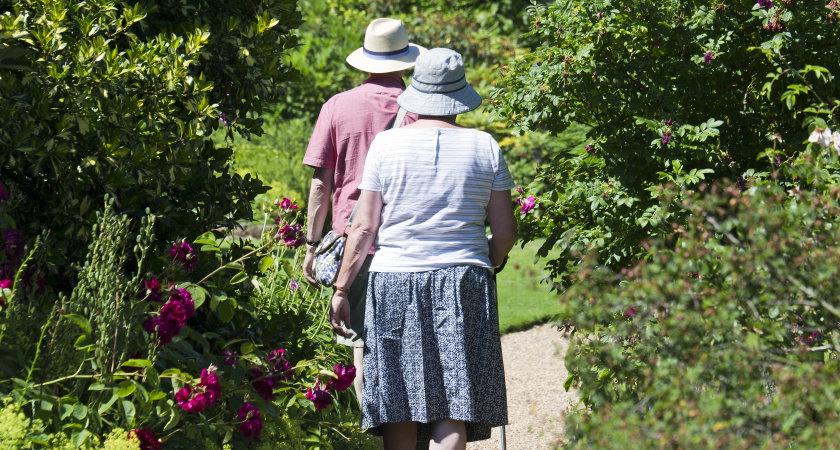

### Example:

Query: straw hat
xmin=346 ymin=18 xmax=426 ymax=74
xmin=397 ymin=48 xmax=482 ymax=116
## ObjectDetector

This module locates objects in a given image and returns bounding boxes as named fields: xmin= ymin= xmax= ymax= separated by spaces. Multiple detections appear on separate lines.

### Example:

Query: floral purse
xmin=312 ymin=204 xmax=357 ymax=286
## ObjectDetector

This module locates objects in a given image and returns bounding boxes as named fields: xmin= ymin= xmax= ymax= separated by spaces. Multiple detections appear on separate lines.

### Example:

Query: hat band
xmin=410 ymin=74 xmax=466 ymax=93
xmin=363 ymin=45 xmax=410 ymax=59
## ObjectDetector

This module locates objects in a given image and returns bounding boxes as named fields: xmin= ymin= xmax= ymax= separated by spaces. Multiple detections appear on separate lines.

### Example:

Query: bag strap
xmin=342 ymin=107 xmax=406 ymax=234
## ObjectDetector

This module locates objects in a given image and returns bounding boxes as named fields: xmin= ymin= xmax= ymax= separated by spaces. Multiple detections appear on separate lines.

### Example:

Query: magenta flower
xmin=666 ymin=119 xmax=673 ymax=126
xmin=138 ymin=279 xmax=163 ymax=303
xmin=519 ymin=196 xmax=537 ymax=214
xmin=703 ymin=51 xmax=715 ymax=65
xmin=0 ymin=183 xmax=8 ymax=202
xmin=327 ymin=363 xmax=356 ymax=392
xmin=515 ymin=186 xmax=524 ymax=194
xmin=290 ymin=280 xmax=300 ymax=291
xmin=128 ymin=429 xmax=162 ymax=450
xmin=2 ymin=229 xmax=25 ymax=261
xmin=306 ymin=383 xmax=333 ymax=410
xmin=175 ymin=366 xmax=220 ymax=412
xmin=143 ymin=317 xmax=180 ymax=345
xmin=596 ymin=11 xmax=602 ymax=19
xmin=222 ymin=350 xmax=239 ymax=368
xmin=758 ymin=0 xmax=772 ymax=7
xmin=661 ymin=130 xmax=672 ymax=145
xmin=238 ymin=402 xmax=263 ymax=441
xmin=248 ymin=368 xmax=279 ymax=400
xmin=275 ymin=222 xmax=304 ymax=248
xmin=169 ymin=240 xmax=197 ymax=271
xmin=278 ymin=198 xmax=299 ymax=211
xmin=160 ymin=300 xmax=190 ymax=328
xmin=267 ymin=349 xmax=294 ymax=380
xmin=623 ymin=307 xmax=637 ymax=318
xmin=167 ymin=288 xmax=195 ymax=320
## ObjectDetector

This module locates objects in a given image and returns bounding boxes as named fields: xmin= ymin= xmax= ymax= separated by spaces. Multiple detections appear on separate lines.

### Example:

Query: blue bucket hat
xmin=397 ymin=48 xmax=482 ymax=116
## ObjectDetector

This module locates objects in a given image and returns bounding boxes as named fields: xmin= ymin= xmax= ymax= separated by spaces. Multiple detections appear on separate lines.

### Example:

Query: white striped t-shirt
xmin=358 ymin=127 xmax=516 ymax=272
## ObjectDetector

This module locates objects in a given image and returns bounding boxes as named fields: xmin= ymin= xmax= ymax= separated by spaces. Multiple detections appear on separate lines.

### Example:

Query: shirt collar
xmin=362 ymin=75 xmax=407 ymax=89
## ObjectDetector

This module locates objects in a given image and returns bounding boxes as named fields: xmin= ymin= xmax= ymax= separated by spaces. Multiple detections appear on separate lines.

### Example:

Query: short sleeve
xmin=302 ymin=100 xmax=336 ymax=168
xmin=491 ymin=137 xmax=516 ymax=190
xmin=358 ymin=137 xmax=382 ymax=192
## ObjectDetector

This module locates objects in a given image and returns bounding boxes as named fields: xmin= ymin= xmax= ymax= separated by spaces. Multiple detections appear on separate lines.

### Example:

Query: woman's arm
xmin=329 ymin=189 xmax=383 ymax=335
xmin=487 ymin=189 xmax=517 ymax=267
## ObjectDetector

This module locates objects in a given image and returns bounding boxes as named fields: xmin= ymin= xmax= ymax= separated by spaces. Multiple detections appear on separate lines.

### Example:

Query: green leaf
xmin=230 ymin=271 xmax=248 ymax=284
xmin=149 ymin=390 xmax=166 ymax=401
xmin=71 ymin=429 xmax=90 ymax=448
xmin=116 ymin=381 xmax=137 ymax=398
xmin=240 ymin=341 xmax=256 ymax=355
xmin=64 ymin=314 xmax=92 ymax=335
xmin=160 ymin=368 xmax=181 ymax=377
xmin=217 ymin=297 xmax=238 ymax=322
xmin=164 ymin=406 xmax=180 ymax=431
xmin=259 ymin=256 xmax=274 ymax=273
xmin=71 ymin=403 xmax=88 ymax=420
xmin=186 ymin=284 xmax=208 ymax=309
xmin=98 ymin=393 xmax=119 ymax=414
xmin=121 ymin=400 xmax=136 ymax=426
xmin=122 ymin=359 xmax=152 ymax=368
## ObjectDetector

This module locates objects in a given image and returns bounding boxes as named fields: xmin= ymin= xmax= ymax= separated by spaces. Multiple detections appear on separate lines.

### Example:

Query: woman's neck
xmin=406 ymin=115 xmax=463 ymax=129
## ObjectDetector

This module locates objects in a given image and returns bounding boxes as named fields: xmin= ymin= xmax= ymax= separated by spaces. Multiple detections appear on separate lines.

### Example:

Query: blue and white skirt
xmin=361 ymin=265 xmax=508 ymax=442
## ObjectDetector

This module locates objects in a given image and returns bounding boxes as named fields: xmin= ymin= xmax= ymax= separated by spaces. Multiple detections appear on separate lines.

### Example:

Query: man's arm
xmin=302 ymin=166 xmax=334 ymax=286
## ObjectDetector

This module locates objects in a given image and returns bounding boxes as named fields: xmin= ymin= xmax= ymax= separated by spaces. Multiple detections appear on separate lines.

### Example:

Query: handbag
xmin=312 ymin=107 xmax=407 ymax=286
xmin=312 ymin=203 xmax=357 ymax=286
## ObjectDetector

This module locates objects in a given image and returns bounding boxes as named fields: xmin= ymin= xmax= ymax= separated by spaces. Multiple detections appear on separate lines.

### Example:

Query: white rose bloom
xmin=809 ymin=128 xmax=824 ymax=145
xmin=834 ymin=131 xmax=840 ymax=154
xmin=821 ymin=128 xmax=833 ymax=148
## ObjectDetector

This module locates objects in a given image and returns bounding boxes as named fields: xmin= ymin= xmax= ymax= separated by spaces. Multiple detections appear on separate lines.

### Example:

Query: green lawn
xmin=495 ymin=239 xmax=560 ymax=334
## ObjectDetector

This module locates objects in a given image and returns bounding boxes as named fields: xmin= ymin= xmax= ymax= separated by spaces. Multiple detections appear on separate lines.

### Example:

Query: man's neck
xmin=366 ymin=71 xmax=405 ymax=81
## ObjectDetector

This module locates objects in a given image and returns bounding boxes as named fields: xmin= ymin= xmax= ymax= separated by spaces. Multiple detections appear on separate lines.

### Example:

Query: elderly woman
xmin=329 ymin=48 xmax=516 ymax=450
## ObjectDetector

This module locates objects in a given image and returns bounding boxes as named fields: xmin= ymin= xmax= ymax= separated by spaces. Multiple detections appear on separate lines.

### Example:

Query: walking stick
xmin=492 ymin=252 xmax=509 ymax=450
xmin=500 ymin=425 xmax=507 ymax=450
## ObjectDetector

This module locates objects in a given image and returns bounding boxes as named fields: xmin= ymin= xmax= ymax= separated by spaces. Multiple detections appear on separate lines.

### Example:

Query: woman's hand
xmin=330 ymin=290 xmax=352 ymax=337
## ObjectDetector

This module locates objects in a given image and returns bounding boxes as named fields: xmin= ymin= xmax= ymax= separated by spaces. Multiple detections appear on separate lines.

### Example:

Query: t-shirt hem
xmin=368 ymin=260 xmax=493 ymax=273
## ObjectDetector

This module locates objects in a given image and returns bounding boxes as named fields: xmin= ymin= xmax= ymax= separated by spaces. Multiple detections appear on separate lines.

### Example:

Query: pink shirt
xmin=303 ymin=76 xmax=417 ymax=238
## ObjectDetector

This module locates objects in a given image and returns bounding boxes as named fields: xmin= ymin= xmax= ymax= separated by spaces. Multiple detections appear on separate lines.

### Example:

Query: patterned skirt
xmin=361 ymin=265 xmax=508 ymax=442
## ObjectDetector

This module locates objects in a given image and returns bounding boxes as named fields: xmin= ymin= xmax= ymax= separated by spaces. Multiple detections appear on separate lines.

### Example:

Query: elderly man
xmin=301 ymin=18 xmax=425 ymax=403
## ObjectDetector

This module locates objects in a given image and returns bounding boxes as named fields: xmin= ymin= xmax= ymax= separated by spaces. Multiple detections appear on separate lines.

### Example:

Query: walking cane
xmin=492 ymin=250 xmax=509 ymax=450
xmin=500 ymin=425 xmax=507 ymax=450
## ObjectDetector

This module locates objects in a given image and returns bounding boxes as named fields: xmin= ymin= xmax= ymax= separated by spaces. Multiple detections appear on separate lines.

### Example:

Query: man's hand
xmin=303 ymin=244 xmax=319 ymax=286
xmin=330 ymin=291 xmax=351 ymax=337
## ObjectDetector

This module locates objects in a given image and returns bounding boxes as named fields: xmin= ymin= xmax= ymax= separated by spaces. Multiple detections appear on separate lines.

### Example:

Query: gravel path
xmin=467 ymin=323 xmax=577 ymax=450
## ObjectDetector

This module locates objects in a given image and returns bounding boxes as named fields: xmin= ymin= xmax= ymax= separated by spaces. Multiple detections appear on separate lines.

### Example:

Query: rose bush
xmin=495 ymin=0 xmax=840 ymax=285
xmin=0 ymin=196 xmax=377 ymax=448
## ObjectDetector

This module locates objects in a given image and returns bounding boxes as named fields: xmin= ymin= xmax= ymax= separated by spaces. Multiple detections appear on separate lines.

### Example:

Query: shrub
xmin=495 ymin=0 xmax=840 ymax=285
xmin=559 ymin=140 xmax=840 ymax=446
xmin=0 ymin=0 xmax=302 ymax=283
xmin=0 ymin=195 xmax=369 ymax=448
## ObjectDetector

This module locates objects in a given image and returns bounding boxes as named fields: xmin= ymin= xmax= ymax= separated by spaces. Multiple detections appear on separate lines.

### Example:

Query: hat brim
xmin=397 ymin=82 xmax=482 ymax=116
xmin=346 ymin=44 xmax=426 ymax=73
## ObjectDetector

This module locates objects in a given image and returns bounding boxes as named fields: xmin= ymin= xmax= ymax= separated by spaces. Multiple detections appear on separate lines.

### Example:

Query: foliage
xmin=242 ymin=0 xmax=582 ymax=212
xmin=559 ymin=164 xmax=840 ymax=446
xmin=225 ymin=117 xmax=314 ymax=214
xmin=0 ymin=194 xmax=371 ymax=448
xmin=0 ymin=0 xmax=302 ymax=284
xmin=496 ymin=0 xmax=840 ymax=284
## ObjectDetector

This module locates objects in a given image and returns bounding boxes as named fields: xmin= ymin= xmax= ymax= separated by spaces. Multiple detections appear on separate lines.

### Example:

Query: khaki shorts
xmin=335 ymin=255 xmax=373 ymax=348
